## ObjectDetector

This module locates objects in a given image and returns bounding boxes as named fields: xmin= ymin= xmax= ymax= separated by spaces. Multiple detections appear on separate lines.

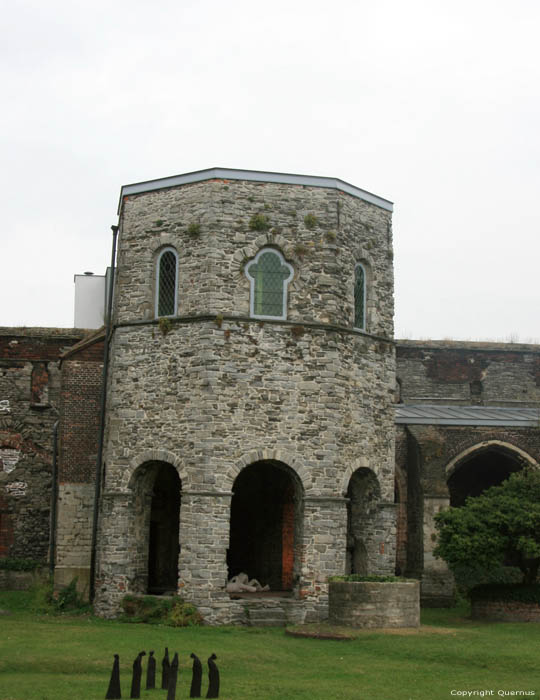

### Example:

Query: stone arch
xmin=445 ymin=440 xmax=538 ymax=508
xmin=125 ymin=458 xmax=182 ymax=595
xmin=227 ymin=458 xmax=305 ymax=593
xmin=340 ymin=459 xmax=374 ymax=497
xmin=121 ymin=449 xmax=189 ymax=492
xmin=223 ymin=448 xmax=312 ymax=493
xmin=233 ymin=235 xmax=305 ymax=290
xmin=445 ymin=440 xmax=539 ymax=479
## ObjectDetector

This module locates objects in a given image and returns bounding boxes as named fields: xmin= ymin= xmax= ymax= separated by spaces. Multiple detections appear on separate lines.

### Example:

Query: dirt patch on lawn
xmin=285 ymin=623 xmax=456 ymax=640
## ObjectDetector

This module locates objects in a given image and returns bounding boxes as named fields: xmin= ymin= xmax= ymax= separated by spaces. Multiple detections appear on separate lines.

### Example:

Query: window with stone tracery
xmin=245 ymin=248 xmax=294 ymax=320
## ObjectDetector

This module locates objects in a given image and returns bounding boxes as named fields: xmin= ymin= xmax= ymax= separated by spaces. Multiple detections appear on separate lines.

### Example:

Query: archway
xmin=346 ymin=468 xmax=381 ymax=575
xmin=448 ymin=446 xmax=525 ymax=507
xmin=227 ymin=460 xmax=303 ymax=592
xmin=130 ymin=460 xmax=181 ymax=595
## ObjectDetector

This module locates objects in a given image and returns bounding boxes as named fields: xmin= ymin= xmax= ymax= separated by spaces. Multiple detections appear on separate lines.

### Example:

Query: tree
xmin=434 ymin=469 xmax=540 ymax=584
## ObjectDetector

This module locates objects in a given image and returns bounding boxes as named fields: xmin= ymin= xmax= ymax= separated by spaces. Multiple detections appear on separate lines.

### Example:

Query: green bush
xmin=28 ymin=576 xmax=89 ymax=615
xmin=0 ymin=557 xmax=43 ymax=571
xmin=470 ymin=583 xmax=540 ymax=604
xmin=120 ymin=594 xmax=202 ymax=626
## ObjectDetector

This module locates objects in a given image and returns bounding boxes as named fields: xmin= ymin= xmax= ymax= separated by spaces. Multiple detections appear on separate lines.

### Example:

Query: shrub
xmin=435 ymin=469 xmax=540 ymax=584
xmin=120 ymin=594 xmax=202 ymax=626
xmin=0 ymin=557 xmax=42 ymax=571
xmin=29 ymin=576 xmax=90 ymax=615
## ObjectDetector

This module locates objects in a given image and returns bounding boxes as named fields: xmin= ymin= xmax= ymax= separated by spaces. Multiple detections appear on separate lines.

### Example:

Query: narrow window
xmin=245 ymin=248 xmax=294 ymax=320
xmin=354 ymin=263 xmax=366 ymax=330
xmin=156 ymin=248 xmax=178 ymax=317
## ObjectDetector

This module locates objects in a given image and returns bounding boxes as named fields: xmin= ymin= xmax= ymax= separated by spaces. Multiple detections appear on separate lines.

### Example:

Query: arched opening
xmin=147 ymin=463 xmax=181 ymax=593
xmin=448 ymin=446 xmax=524 ymax=507
xmin=346 ymin=468 xmax=381 ymax=575
xmin=227 ymin=460 xmax=303 ymax=593
xmin=130 ymin=461 xmax=181 ymax=595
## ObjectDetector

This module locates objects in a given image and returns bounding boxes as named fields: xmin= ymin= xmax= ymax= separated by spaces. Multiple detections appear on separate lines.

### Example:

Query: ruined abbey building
xmin=1 ymin=168 xmax=539 ymax=624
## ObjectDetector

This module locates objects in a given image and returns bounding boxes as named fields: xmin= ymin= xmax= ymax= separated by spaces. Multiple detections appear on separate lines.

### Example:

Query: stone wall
xmin=0 ymin=328 xmax=84 ymax=563
xmin=55 ymin=332 xmax=104 ymax=595
xmin=95 ymin=175 xmax=396 ymax=622
xmin=396 ymin=340 xmax=540 ymax=407
xmin=396 ymin=340 xmax=540 ymax=605
xmin=328 ymin=580 xmax=420 ymax=628
xmin=471 ymin=600 xmax=540 ymax=622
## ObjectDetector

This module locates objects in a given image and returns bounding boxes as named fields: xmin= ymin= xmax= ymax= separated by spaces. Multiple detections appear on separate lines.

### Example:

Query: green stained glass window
xmin=354 ymin=264 xmax=366 ymax=329
xmin=156 ymin=248 xmax=178 ymax=317
xmin=246 ymin=249 xmax=293 ymax=319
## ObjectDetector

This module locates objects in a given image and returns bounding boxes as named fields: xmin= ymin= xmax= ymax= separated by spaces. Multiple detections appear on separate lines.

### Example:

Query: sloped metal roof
xmin=118 ymin=167 xmax=393 ymax=213
xmin=395 ymin=404 xmax=540 ymax=427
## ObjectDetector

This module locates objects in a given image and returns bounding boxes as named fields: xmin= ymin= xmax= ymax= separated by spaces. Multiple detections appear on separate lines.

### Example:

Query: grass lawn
xmin=1 ymin=592 xmax=539 ymax=699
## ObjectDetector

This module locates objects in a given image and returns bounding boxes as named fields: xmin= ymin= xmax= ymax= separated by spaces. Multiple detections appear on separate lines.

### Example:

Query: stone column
xmin=94 ymin=492 xmax=135 ymax=617
xmin=421 ymin=495 xmax=454 ymax=606
xmin=369 ymin=501 xmax=398 ymax=575
xmin=301 ymin=496 xmax=348 ymax=621
xmin=177 ymin=490 xmax=233 ymax=624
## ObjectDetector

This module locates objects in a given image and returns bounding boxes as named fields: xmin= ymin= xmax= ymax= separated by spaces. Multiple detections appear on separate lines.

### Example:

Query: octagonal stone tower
xmin=94 ymin=168 xmax=396 ymax=624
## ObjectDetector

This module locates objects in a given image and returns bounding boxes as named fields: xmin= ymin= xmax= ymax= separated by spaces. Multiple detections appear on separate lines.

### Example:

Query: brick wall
xmin=0 ymin=328 xmax=84 ymax=562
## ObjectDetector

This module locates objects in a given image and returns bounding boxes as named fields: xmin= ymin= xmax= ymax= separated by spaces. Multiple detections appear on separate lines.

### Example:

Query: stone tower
xmin=94 ymin=167 xmax=396 ymax=623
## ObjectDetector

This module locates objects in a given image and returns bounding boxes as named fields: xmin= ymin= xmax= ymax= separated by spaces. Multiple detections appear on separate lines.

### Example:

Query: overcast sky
xmin=2 ymin=0 xmax=539 ymax=341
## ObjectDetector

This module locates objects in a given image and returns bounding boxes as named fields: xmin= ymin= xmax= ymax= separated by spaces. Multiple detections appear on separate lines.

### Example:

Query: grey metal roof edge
xmin=395 ymin=404 xmax=540 ymax=427
xmin=118 ymin=167 xmax=394 ymax=214
xmin=395 ymin=417 xmax=539 ymax=427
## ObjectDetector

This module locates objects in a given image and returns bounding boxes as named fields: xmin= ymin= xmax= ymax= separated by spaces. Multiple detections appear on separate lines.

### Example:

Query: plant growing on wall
xmin=158 ymin=318 xmax=172 ymax=336
xmin=304 ymin=213 xmax=318 ymax=230
xmin=434 ymin=469 xmax=540 ymax=584
xmin=249 ymin=214 xmax=270 ymax=231
xmin=187 ymin=222 xmax=201 ymax=237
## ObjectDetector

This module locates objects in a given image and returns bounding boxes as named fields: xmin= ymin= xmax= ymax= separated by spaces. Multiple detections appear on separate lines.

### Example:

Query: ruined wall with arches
xmin=94 ymin=171 xmax=396 ymax=623
xmin=395 ymin=340 xmax=540 ymax=605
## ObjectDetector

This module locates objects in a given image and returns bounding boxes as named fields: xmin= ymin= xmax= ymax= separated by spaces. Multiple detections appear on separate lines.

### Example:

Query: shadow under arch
xmin=227 ymin=459 xmax=304 ymax=593
xmin=346 ymin=467 xmax=381 ymax=576
xmin=446 ymin=441 xmax=539 ymax=507
xmin=128 ymin=460 xmax=181 ymax=594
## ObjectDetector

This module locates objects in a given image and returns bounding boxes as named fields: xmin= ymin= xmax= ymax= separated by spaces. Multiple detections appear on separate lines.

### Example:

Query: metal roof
xmin=395 ymin=404 xmax=540 ymax=427
xmin=118 ymin=167 xmax=393 ymax=214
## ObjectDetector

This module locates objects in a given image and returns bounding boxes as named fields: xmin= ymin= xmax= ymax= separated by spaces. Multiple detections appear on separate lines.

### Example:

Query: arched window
xmin=245 ymin=248 xmax=294 ymax=320
xmin=354 ymin=263 xmax=366 ymax=330
xmin=155 ymin=247 xmax=178 ymax=317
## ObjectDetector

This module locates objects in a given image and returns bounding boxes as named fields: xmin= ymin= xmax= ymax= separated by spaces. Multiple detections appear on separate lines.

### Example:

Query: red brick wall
xmin=59 ymin=342 xmax=104 ymax=483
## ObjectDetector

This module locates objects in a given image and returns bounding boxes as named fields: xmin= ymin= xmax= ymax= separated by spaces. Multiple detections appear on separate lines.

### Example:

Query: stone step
xmin=245 ymin=604 xmax=288 ymax=627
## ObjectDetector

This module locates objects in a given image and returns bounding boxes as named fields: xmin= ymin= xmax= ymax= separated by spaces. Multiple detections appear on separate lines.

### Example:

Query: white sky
xmin=2 ymin=0 xmax=539 ymax=341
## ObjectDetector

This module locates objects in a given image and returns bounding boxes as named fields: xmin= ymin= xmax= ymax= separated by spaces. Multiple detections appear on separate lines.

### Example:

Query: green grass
xmin=1 ymin=593 xmax=539 ymax=699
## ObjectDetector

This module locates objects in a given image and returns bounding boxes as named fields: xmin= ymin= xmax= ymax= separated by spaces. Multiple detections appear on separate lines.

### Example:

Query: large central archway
xmin=227 ymin=460 xmax=303 ymax=592
xmin=447 ymin=445 xmax=526 ymax=507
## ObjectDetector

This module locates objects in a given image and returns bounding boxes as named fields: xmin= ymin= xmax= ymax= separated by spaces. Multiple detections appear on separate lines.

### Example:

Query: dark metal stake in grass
xmin=146 ymin=650 xmax=155 ymax=690
xmin=206 ymin=653 xmax=219 ymax=698
xmin=190 ymin=653 xmax=202 ymax=698
xmin=130 ymin=651 xmax=145 ymax=699
xmin=161 ymin=647 xmax=170 ymax=689
xmin=166 ymin=652 xmax=179 ymax=700
xmin=105 ymin=654 xmax=121 ymax=699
